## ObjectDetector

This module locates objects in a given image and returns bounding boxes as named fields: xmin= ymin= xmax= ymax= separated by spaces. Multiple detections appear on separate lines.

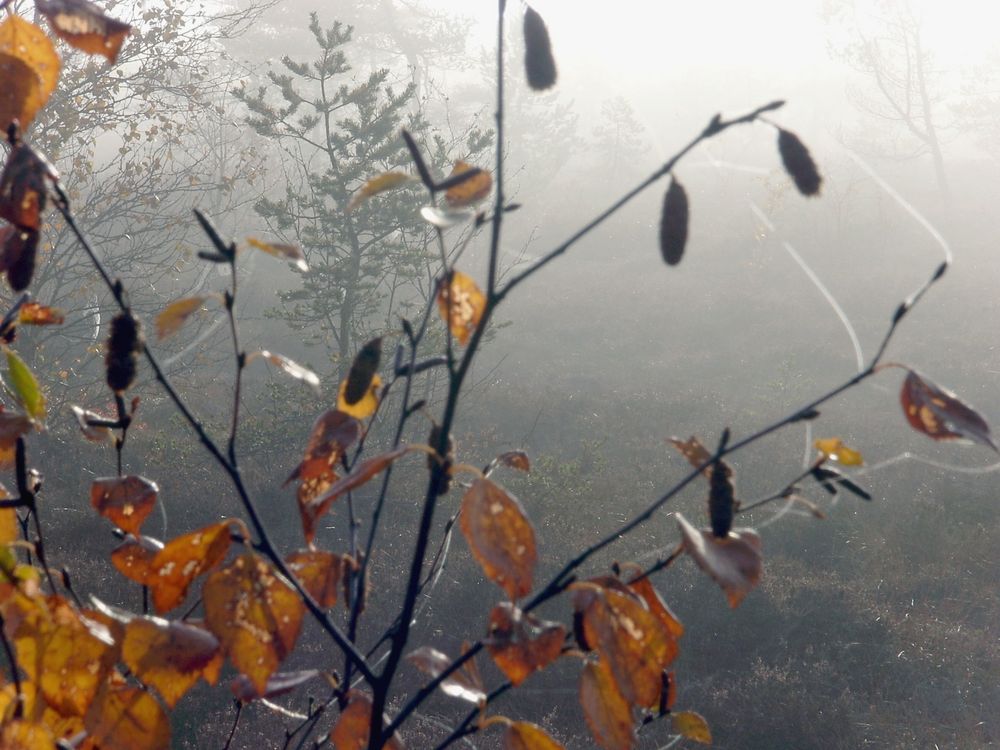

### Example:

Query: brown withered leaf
xmin=437 ymin=270 xmax=485 ymax=345
xmin=110 ymin=534 xmax=162 ymax=585
xmin=203 ymin=554 xmax=305 ymax=696
xmin=122 ymin=616 xmax=221 ymax=708
xmin=343 ymin=337 xmax=382 ymax=405
xmin=676 ymin=513 xmax=762 ymax=608
xmin=579 ymin=660 xmax=634 ymax=750
xmin=486 ymin=602 xmax=565 ymax=686
xmin=0 ymin=483 xmax=16 ymax=545
xmin=497 ymin=450 xmax=531 ymax=473
xmin=625 ymin=575 xmax=684 ymax=642
xmin=406 ymin=646 xmax=486 ymax=704
xmin=36 ymin=0 xmax=132 ymax=64
xmin=1 ymin=225 xmax=39 ymax=292
xmin=0 ymin=16 xmax=60 ymax=130
xmin=502 ymin=721 xmax=566 ymax=750
xmin=286 ymin=550 xmax=345 ymax=608
xmin=329 ymin=691 xmax=405 ymax=750
xmin=658 ymin=179 xmax=689 ymax=266
xmin=666 ymin=436 xmax=712 ymax=476
xmin=71 ymin=404 xmax=114 ymax=444
xmin=231 ymin=669 xmax=319 ymax=703
xmin=84 ymin=681 xmax=170 ymax=750
xmin=90 ymin=475 xmax=158 ymax=535
xmin=672 ymin=710 xmax=712 ymax=745
xmin=523 ymin=6 xmax=557 ymax=91
xmin=460 ymin=478 xmax=537 ymax=600
xmin=777 ymin=128 xmax=822 ymax=197
xmin=285 ymin=410 xmax=360 ymax=488
xmin=572 ymin=583 xmax=676 ymax=707
xmin=0 ymin=141 xmax=58 ymax=231
xmin=147 ymin=520 xmax=233 ymax=612
xmin=17 ymin=301 xmax=63 ymax=326
xmin=444 ymin=161 xmax=492 ymax=208
xmin=900 ymin=369 xmax=997 ymax=450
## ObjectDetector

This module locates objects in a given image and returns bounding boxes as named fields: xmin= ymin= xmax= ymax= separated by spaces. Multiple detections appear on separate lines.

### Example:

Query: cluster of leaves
xmin=0 ymin=1 xmax=995 ymax=749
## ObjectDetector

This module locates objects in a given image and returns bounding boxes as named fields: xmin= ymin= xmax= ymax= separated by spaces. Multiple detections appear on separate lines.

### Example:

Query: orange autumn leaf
xmin=202 ymin=554 xmax=305 ymax=696
xmin=84 ymin=681 xmax=170 ymax=750
xmin=286 ymin=549 xmax=345 ymax=608
xmin=0 ymin=140 xmax=59 ymax=232
xmin=676 ymin=512 xmax=762 ymax=609
xmin=443 ymin=161 xmax=492 ymax=208
xmin=245 ymin=236 xmax=308 ymax=271
xmin=502 ymin=721 xmax=566 ymax=750
xmin=666 ymin=435 xmax=713 ymax=476
xmin=437 ymin=271 xmax=485 ymax=345
xmin=346 ymin=171 xmax=416 ymax=212
xmin=486 ymin=602 xmax=565 ymax=686
xmin=36 ymin=0 xmax=132 ymax=64
xmin=285 ymin=409 xmax=360 ymax=506
xmin=90 ymin=475 xmax=158 ymax=535
xmin=0 ymin=720 xmax=56 ymax=749
xmin=155 ymin=295 xmax=211 ymax=340
xmin=460 ymin=478 xmax=537 ymax=600
xmin=579 ymin=660 xmax=634 ymax=750
xmin=17 ymin=301 xmax=64 ymax=326
xmin=0 ymin=16 xmax=60 ymax=131
xmin=110 ymin=534 xmax=162 ymax=585
xmin=572 ymin=583 xmax=676 ymax=707
xmin=329 ymin=691 xmax=405 ymax=750
xmin=147 ymin=520 xmax=233 ymax=613
xmin=0 ymin=482 xmax=16 ymax=545
xmin=122 ymin=616 xmax=221 ymax=708
xmin=899 ymin=369 xmax=997 ymax=450
xmin=672 ymin=710 xmax=712 ymax=745
xmin=494 ymin=450 xmax=531 ymax=474
xmin=625 ymin=575 xmax=684 ymax=642
xmin=814 ymin=437 xmax=864 ymax=466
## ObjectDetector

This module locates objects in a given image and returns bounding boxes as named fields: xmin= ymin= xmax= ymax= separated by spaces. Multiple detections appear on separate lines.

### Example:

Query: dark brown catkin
xmin=659 ymin=178 xmax=689 ymax=266
xmin=106 ymin=313 xmax=142 ymax=393
xmin=524 ymin=6 xmax=557 ymax=91
xmin=343 ymin=337 xmax=382 ymax=405
xmin=708 ymin=460 xmax=736 ymax=538
xmin=777 ymin=128 xmax=822 ymax=196
xmin=5 ymin=227 xmax=37 ymax=292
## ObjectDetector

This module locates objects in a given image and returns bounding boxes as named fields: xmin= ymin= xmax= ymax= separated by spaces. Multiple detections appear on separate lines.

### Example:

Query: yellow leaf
xmin=814 ymin=437 xmax=864 ymax=466
xmin=84 ymin=681 xmax=170 ymax=750
xmin=245 ymin=237 xmax=308 ymax=271
xmin=337 ymin=373 xmax=381 ymax=419
xmin=437 ymin=271 xmax=485 ymax=345
xmin=122 ymin=617 xmax=220 ymax=708
xmin=346 ymin=171 xmax=415 ymax=212
xmin=0 ymin=16 xmax=60 ymax=131
xmin=444 ymin=161 xmax=492 ymax=208
xmin=502 ymin=721 xmax=566 ymax=750
xmin=155 ymin=295 xmax=210 ymax=340
xmin=579 ymin=660 xmax=634 ymax=750
xmin=672 ymin=710 xmax=712 ymax=744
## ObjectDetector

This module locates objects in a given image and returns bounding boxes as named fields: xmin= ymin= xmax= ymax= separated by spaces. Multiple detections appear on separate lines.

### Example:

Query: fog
xmin=12 ymin=0 xmax=1000 ymax=747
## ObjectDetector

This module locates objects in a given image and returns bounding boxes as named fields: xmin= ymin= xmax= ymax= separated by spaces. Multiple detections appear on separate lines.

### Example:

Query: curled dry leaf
xmin=90 ymin=475 xmax=158 ymax=536
xmin=203 ymin=554 xmax=305 ymax=696
xmin=344 ymin=337 xmax=382 ymax=405
xmin=486 ymin=602 xmax=565 ymax=686
xmin=579 ymin=660 xmax=634 ymax=750
xmin=5 ymin=346 xmax=45 ymax=421
xmin=658 ymin=178 xmax=689 ymax=266
xmin=0 ymin=16 xmax=60 ymax=131
xmin=814 ymin=437 xmax=864 ymax=466
xmin=71 ymin=405 xmax=113 ymax=443
xmin=122 ymin=617 xmax=221 ymax=708
xmin=572 ymin=583 xmax=677 ymax=707
xmin=155 ymin=295 xmax=210 ymax=340
xmin=666 ymin=436 xmax=712 ymax=477
xmin=496 ymin=450 xmax=531 ymax=473
xmin=346 ymin=171 xmax=415 ymax=212
xmin=459 ymin=478 xmax=537 ymax=600
xmin=231 ymin=669 xmax=319 ymax=703
xmin=36 ymin=0 xmax=132 ymax=64
xmin=337 ymin=373 xmax=381 ymax=420
xmin=17 ymin=301 xmax=64 ymax=326
xmin=245 ymin=236 xmax=308 ymax=271
xmin=437 ymin=270 xmax=486 ymax=346
xmin=406 ymin=646 xmax=486 ymax=704
xmin=671 ymin=710 xmax=712 ymax=745
xmin=443 ymin=161 xmax=492 ymax=208
xmin=502 ymin=721 xmax=566 ymax=750
xmin=84 ymin=682 xmax=170 ymax=750
xmin=676 ymin=513 xmax=762 ymax=609
xmin=900 ymin=369 xmax=997 ymax=451
xmin=777 ymin=128 xmax=822 ymax=197
xmin=329 ymin=691 xmax=405 ymax=750
xmin=110 ymin=534 xmax=162 ymax=585
xmin=0 ymin=140 xmax=59 ymax=232
xmin=286 ymin=550 xmax=345 ymax=608
xmin=147 ymin=520 xmax=233 ymax=613
xmin=250 ymin=350 xmax=320 ymax=392
xmin=523 ymin=6 xmax=557 ymax=91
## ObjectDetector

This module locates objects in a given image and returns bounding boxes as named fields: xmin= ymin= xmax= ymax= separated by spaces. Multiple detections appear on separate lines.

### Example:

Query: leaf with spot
xmin=658 ymin=179 xmax=689 ymax=266
xmin=666 ymin=436 xmax=712 ymax=476
xmin=625 ymin=575 xmax=684 ymax=642
xmin=203 ymin=553 xmax=305 ymax=696
xmin=900 ymin=369 xmax=996 ymax=450
xmin=579 ymin=660 xmax=634 ymax=750
xmin=329 ymin=691 xmax=405 ymax=750
xmin=502 ymin=721 xmax=566 ymax=750
xmin=676 ymin=513 xmax=762 ymax=608
xmin=488 ymin=450 xmax=531 ymax=476
xmin=245 ymin=236 xmax=308 ymax=271
xmin=36 ymin=0 xmax=132 ymax=64
xmin=90 ymin=475 xmax=158 ymax=535
xmin=486 ymin=602 xmax=565 ymax=686
xmin=17 ymin=302 xmax=63 ymax=326
xmin=285 ymin=409 xmax=359 ymax=514
xmin=0 ymin=16 xmax=60 ymax=131
xmin=147 ymin=520 xmax=233 ymax=613
xmin=122 ymin=616 xmax=221 ymax=708
xmin=286 ymin=550 xmax=346 ymax=608
xmin=5 ymin=346 xmax=45 ymax=421
xmin=814 ymin=437 xmax=864 ymax=466
xmin=84 ymin=681 xmax=170 ymax=750
xmin=460 ymin=478 xmax=537 ymax=600
xmin=672 ymin=710 xmax=712 ymax=744
xmin=110 ymin=534 xmax=162 ymax=585
xmin=406 ymin=646 xmax=486 ymax=704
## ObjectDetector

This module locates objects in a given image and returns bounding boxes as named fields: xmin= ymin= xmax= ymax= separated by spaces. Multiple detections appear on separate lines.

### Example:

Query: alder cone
xmin=777 ymin=129 xmax=822 ymax=196
xmin=658 ymin=179 xmax=689 ymax=266
xmin=524 ymin=7 xmax=557 ymax=91
xmin=3 ymin=226 xmax=38 ymax=291
xmin=106 ymin=312 xmax=142 ymax=392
